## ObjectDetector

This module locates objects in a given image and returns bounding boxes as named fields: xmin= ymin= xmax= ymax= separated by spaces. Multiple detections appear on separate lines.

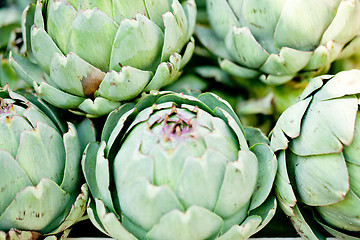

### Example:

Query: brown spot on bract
xmin=81 ymin=69 xmax=106 ymax=98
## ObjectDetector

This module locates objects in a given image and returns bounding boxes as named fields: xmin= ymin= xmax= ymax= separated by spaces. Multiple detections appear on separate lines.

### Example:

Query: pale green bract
xmin=197 ymin=0 xmax=360 ymax=85
xmin=11 ymin=0 xmax=196 ymax=117
xmin=82 ymin=91 xmax=277 ymax=240
xmin=270 ymin=69 xmax=360 ymax=239
xmin=0 ymin=85 xmax=89 ymax=240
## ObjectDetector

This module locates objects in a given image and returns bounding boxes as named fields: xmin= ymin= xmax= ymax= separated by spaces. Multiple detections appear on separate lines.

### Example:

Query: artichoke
xmin=197 ymin=0 xmax=360 ymax=85
xmin=0 ymin=85 xmax=89 ymax=239
xmin=82 ymin=91 xmax=277 ymax=240
xmin=13 ymin=0 xmax=196 ymax=117
xmin=271 ymin=70 xmax=360 ymax=239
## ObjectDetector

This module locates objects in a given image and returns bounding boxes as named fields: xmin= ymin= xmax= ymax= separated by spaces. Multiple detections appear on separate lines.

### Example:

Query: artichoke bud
xmin=0 ymin=85 xmax=88 ymax=238
xmin=16 ymin=0 xmax=197 ymax=117
xmin=197 ymin=0 xmax=360 ymax=85
xmin=271 ymin=69 xmax=360 ymax=239
xmin=82 ymin=91 xmax=277 ymax=240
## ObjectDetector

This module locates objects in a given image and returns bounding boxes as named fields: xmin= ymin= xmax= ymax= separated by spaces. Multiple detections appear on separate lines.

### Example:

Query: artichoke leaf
xmin=337 ymin=36 xmax=360 ymax=59
xmin=146 ymin=206 xmax=223 ymax=240
xmin=174 ymin=149 xmax=227 ymax=210
xmin=289 ymin=205 xmax=326 ymax=240
xmin=321 ymin=0 xmax=360 ymax=45
xmin=143 ymin=0 xmax=172 ymax=30
xmin=203 ymin=117 xmax=240 ymax=160
xmin=347 ymin=162 xmax=360 ymax=198
xmin=240 ymin=0 xmax=286 ymax=54
xmin=34 ymin=0 xmax=45 ymax=29
xmin=213 ymin=106 xmax=248 ymax=150
xmin=275 ymin=0 xmax=335 ymax=51
xmin=270 ymin=97 xmax=311 ymax=152
xmin=144 ymin=57 xmax=183 ymax=91
xmin=299 ymin=75 xmax=326 ymax=100
xmin=0 ymin=179 xmax=70 ymax=233
xmin=0 ymin=116 xmax=32 ymax=158
xmin=180 ymin=37 xmax=195 ymax=69
xmin=67 ymin=8 xmax=118 ymax=72
xmin=82 ymin=142 xmax=118 ymax=217
xmin=182 ymin=0 xmax=196 ymax=41
xmin=48 ymin=184 xmax=88 ymax=235
xmin=50 ymin=52 xmax=106 ymax=98
xmin=105 ymin=108 xmax=137 ymax=156
xmin=76 ymin=118 xmax=96 ymax=153
xmin=93 ymin=198 xmax=137 ymax=240
xmin=219 ymin=59 xmax=260 ymax=79
xmin=249 ymin=196 xmax=277 ymax=234
xmin=119 ymin=177 xmax=184 ymax=231
xmin=259 ymin=74 xmax=295 ymax=85
xmin=249 ymin=143 xmax=277 ymax=211
xmin=290 ymin=152 xmax=349 ymax=206
xmin=304 ymin=41 xmax=343 ymax=71
xmin=34 ymin=81 xmax=85 ymax=109
xmin=21 ymin=4 xmax=36 ymax=58
xmin=290 ymin=96 xmax=358 ymax=155
xmin=206 ymin=0 xmax=240 ymax=39
xmin=214 ymin=150 xmax=258 ymax=218
xmin=109 ymin=13 xmax=164 ymax=72
xmin=313 ymin=69 xmax=360 ymax=101
xmin=46 ymin=0 xmax=77 ymax=54
xmin=30 ymin=26 xmax=63 ymax=75
xmin=225 ymin=26 xmax=269 ymax=69
xmin=0 ymin=150 xmax=31 ymax=215
xmin=101 ymin=103 xmax=136 ymax=143
xmin=112 ymin=0 xmax=146 ymax=25
xmin=218 ymin=215 xmax=261 ymax=240
xmin=122 ymin=215 xmax=148 ymax=239
xmin=77 ymin=0 xmax=113 ymax=18
xmin=9 ymin=52 xmax=49 ymax=86
xmin=317 ymin=189 xmax=360 ymax=231
xmin=86 ymin=199 xmax=110 ymax=236
xmin=16 ymin=122 xmax=65 ymax=186
xmin=77 ymin=97 xmax=121 ymax=117
xmin=161 ymin=11 xmax=186 ymax=62
xmin=260 ymin=47 xmax=313 ymax=76
xmin=22 ymin=103 xmax=59 ymax=134
xmin=221 ymin=204 xmax=249 ymax=234
xmin=59 ymin=123 xmax=81 ymax=194
xmin=114 ymin=139 xmax=155 ymax=192
xmin=316 ymin=213 xmax=360 ymax=240
xmin=274 ymin=150 xmax=297 ymax=217
xmin=96 ymin=66 xmax=152 ymax=102
xmin=145 ymin=143 xmax=186 ymax=188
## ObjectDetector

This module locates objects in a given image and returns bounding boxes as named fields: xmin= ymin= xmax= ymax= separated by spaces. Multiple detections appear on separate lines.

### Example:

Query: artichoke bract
xmin=14 ymin=0 xmax=196 ymax=117
xmin=271 ymin=70 xmax=360 ymax=239
xmin=197 ymin=0 xmax=360 ymax=85
xmin=82 ymin=91 xmax=277 ymax=240
xmin=0 ymin=85 xmax=88 ymax=240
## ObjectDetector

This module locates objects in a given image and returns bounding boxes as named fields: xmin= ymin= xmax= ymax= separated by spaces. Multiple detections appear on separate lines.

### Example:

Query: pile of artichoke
xmin=1 ymin=0 xmax=360 ymax=239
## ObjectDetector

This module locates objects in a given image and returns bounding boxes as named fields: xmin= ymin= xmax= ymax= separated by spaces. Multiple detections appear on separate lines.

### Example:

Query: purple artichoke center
xmin=0 ymin=98 xmax=11 ymax=115
xmin=162 ymin=113 xmax=192 ymax=141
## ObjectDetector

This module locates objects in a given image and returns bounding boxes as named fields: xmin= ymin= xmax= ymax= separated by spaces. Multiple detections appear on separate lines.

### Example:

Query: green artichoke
xmin=0 ymin=85 xmax=89 ymax=239
xmin=82 ymin=91 xmax=277 ymax=240
xmin=271 ymin=70 xmax=360 ymax=239
xmin=13 ymin=0 xmax=196 ymax=117
xmin=197 ymin=0 xmax=360 ymax=85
